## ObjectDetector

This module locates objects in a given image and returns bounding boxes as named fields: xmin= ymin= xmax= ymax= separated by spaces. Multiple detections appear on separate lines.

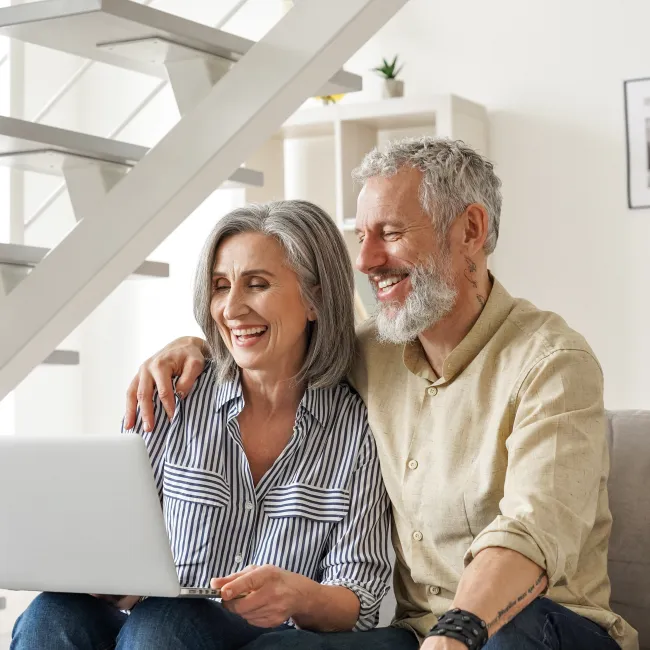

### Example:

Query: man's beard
xmin=372 ymin=253 xmax=457 ymax=344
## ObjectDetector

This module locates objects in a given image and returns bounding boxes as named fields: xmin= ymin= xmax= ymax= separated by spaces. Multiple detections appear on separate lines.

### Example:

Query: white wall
xmin=0 ymin=35 xmax=13 ymax=440
xmin=346 ymin=0 xmax=650 ymax=410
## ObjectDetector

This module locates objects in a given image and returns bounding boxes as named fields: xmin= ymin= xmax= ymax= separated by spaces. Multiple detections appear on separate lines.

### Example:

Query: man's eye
xmin=383 ymin=231 xmax=400 ymax=240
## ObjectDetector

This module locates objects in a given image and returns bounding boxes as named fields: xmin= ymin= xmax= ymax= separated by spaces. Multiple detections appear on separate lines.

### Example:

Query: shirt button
xmin=407 ymin=459 xmax=418 ymax=470
xmin=412 ymin=531 xmax=423 ymax=542
xmin=234 ymin=554 xmax=243 ymax=564
xmin=428 ymin=585 xmax=441 ymax=595
xmin=427 ymin=386 xmax=438 ymax=396
xmin=244 ymin=501 xmax=254 ymax=511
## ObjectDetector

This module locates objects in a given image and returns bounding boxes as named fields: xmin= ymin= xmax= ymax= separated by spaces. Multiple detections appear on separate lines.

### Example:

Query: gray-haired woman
xmin=11 ymin=200 xmax=401 ymax=650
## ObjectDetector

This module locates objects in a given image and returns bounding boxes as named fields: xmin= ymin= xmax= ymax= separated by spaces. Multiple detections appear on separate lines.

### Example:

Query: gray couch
xmin=608 ymin=410 xmax=650 ymax=649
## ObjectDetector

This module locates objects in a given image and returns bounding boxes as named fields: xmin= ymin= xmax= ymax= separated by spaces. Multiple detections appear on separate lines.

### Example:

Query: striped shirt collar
xmin=212 ymin=367 xmax=335 ymax=430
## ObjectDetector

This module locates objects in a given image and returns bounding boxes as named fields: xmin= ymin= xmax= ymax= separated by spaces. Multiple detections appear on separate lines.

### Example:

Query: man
xmin=125 ymin=137 xmax=637 ymax=650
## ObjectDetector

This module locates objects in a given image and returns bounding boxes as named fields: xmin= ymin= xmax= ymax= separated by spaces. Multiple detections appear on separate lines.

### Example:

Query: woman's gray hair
xmin=194 ymin=200 xmax=356 ymax=389
xmin=352 ymin=137 xmax=502 ymax=255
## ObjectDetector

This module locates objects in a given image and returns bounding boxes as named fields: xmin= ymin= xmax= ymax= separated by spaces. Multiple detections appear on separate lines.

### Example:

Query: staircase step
xmin=0 ymin=243 xmax=169 ymax=279
xmin=42 ymin=349 xmax=80 ymax=365
xmin=0 ymin=116 xmax=263 ymax=187
xmin=0 ymin=0 xmax=361 ymax=96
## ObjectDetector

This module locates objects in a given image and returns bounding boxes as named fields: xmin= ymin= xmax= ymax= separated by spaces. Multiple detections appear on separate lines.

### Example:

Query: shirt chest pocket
xmin=162 ymin=463 xmax=230 ymax=574
xmin=163 ymin=462 xmax=230 ymax=508
xmin=264 ymin=484 xmax=350 ymax=523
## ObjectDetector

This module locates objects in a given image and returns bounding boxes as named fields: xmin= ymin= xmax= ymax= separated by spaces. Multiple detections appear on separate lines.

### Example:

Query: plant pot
xmin=382 ymin=78 xmax=404 ymax=99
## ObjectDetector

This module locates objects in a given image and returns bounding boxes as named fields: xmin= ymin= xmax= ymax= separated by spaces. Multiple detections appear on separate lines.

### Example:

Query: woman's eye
xmin=212 ymin=283 xmax=229 ymax=293
xmin=249 ymin=284 xmax=267 ymax=290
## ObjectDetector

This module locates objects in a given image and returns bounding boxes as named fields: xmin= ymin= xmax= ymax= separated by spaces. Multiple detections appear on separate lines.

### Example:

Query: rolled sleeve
xmin=319 ymin=425 xmax=392 ymax=631
xmin=464 ymin=349 xmax=608 ymax=588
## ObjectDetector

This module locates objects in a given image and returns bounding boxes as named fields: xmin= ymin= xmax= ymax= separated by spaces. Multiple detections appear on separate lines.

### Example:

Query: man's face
xmin=355 ymin=167 xmax=458 ymax=343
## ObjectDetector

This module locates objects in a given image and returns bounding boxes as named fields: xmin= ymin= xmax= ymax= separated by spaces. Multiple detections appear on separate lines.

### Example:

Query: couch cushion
xmin=607 ymin=410 xmax=650 ymax=648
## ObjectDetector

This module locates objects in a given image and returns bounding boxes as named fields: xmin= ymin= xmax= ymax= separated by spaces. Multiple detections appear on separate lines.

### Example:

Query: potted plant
xmin=373 ymin=55 xmax=404 ymax=98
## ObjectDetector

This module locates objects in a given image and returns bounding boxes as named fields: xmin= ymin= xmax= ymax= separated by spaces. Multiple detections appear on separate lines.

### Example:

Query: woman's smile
xmin=230 ymin=325 xmax=269 ymax=347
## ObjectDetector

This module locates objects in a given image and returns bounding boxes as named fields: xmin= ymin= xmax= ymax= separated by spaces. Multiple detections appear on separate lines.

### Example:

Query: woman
xmin=11 ymin=200 xmax=392 ymax=650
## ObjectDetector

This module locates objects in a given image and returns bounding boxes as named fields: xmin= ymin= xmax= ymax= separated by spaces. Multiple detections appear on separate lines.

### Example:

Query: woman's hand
xmin=212 ymin=565 xmax=311 ymax=628
xmin=124 ymin=336 xmax=207 ymax=431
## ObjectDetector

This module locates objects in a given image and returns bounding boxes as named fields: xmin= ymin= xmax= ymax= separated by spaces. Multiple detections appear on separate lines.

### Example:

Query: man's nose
xmin=356 ymin=236 xmax=387 ymax=275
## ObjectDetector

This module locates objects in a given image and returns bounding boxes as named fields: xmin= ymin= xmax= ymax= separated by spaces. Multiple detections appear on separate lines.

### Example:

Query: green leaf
xmin=371 ymin=54 xmax=403 ymax=79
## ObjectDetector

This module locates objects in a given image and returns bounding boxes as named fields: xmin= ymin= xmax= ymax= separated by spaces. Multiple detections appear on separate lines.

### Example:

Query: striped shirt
xmin=126 ymin=363 xmax=392 ymax=630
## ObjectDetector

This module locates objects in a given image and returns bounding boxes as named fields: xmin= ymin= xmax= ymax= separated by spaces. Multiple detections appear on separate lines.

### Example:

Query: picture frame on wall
xmin=624 ymin=77 xmax=650 ymax=209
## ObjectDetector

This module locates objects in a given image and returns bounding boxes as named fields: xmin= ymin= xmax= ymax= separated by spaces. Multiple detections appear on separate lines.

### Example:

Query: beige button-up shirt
xmin=350 ymin=278 xmax=637 ymax=650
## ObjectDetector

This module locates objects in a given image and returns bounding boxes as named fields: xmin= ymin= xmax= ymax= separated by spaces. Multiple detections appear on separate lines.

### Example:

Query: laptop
xmin=0 ymin=434 xmax=220 ymax=598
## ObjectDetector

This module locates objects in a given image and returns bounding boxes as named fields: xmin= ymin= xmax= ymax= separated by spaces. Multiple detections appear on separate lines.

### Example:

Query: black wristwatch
xmin=426 ymin=608 xmax=488 ymax=648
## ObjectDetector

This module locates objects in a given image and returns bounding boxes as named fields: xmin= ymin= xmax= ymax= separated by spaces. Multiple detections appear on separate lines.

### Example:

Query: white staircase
xmin=0 ymin=242 xmax=169 ymax=279
xmin=0 ymin=115 xmax=264 ymax=188
xmin=0 ymin=0 xmax=409 ymax=401
xmin=0 ymin=0 xmax=361 ymax=95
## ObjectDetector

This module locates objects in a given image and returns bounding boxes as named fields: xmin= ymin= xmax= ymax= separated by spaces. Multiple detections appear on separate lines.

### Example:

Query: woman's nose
xmin=223 ymin=288 xmax=249 ymax=320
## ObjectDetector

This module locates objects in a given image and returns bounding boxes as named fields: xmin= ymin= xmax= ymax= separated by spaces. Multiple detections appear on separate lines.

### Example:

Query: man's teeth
xmin=377 ymin=276 xmax=405 ymax=290
xmin=232 ymin=327 xmax=267 ymax=336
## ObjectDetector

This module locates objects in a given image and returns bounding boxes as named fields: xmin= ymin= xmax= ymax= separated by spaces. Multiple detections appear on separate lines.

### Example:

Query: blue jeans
xmin=483 ymin=598 xmax=622 ymax=650
xmin=12 ymin=593 xmax=621 ymax=650
xmin=239 ymin=599 xmax=621 ymax=650
xmin=11 ymin=592 xmax=290 ymax=650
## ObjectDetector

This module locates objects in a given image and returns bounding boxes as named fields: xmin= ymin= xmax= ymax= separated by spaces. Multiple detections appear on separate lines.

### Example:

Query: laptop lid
xmin=0 ymin=434 xmax=180 ymax=597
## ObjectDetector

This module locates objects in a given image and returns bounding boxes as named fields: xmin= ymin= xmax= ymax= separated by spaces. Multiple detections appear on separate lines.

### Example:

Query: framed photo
xmin=624 ymin=77 xmax=650 ymax=209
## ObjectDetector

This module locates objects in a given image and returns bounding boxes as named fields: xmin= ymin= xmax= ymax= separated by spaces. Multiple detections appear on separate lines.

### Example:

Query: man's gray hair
xmin=194 ymin=200 xmax=356 ymax=389
xmin=352 ymin=137 xmax=502 ymax=254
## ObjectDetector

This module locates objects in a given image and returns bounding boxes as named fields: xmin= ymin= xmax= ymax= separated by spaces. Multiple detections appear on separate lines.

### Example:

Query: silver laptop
xmin=0 ymin=434 xmax=219 ymax=598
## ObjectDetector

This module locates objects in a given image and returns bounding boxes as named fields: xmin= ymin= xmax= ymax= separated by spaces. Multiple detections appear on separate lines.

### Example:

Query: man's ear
xmin=462 ymin=203 xmax=489 ymax=255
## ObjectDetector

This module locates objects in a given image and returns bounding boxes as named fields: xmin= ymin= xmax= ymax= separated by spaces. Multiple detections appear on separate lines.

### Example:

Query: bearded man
xmin=124 ymin=137 xmax=637 ymax=650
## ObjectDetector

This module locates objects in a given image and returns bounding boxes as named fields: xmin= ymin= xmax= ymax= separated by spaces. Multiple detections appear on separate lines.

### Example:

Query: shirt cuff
xmin=320 ymin=578 xmax=387 ymax=631
xmin=464 ymin=515 xmax=559 ymax=586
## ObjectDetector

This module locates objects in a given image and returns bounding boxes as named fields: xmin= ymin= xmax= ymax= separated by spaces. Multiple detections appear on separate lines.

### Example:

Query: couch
xmin=607 ymin=410 xmax=650 ymax=649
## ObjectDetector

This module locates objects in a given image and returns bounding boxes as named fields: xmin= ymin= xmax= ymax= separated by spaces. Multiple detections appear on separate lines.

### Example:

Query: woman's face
xmin=210 ymin=232 xmax=315 ymax=375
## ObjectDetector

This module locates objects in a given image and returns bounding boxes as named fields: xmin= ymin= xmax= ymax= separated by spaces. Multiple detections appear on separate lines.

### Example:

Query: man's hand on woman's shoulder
xmin=124 ymin=336 xmax=206 ymax=432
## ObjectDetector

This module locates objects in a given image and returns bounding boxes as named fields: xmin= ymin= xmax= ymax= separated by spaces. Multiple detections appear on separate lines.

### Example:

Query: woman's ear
xmin=307 ymin=286 xmax=321 ymax=321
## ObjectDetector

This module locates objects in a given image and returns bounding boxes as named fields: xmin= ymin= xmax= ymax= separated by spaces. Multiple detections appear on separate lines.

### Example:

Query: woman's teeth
xmin=232 ymin=327 xmax=267 ymax=338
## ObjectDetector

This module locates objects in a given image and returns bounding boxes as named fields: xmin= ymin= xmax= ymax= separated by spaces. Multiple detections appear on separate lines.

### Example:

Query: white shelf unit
xmin=244 ymin=94 xmax=489 ymax=314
